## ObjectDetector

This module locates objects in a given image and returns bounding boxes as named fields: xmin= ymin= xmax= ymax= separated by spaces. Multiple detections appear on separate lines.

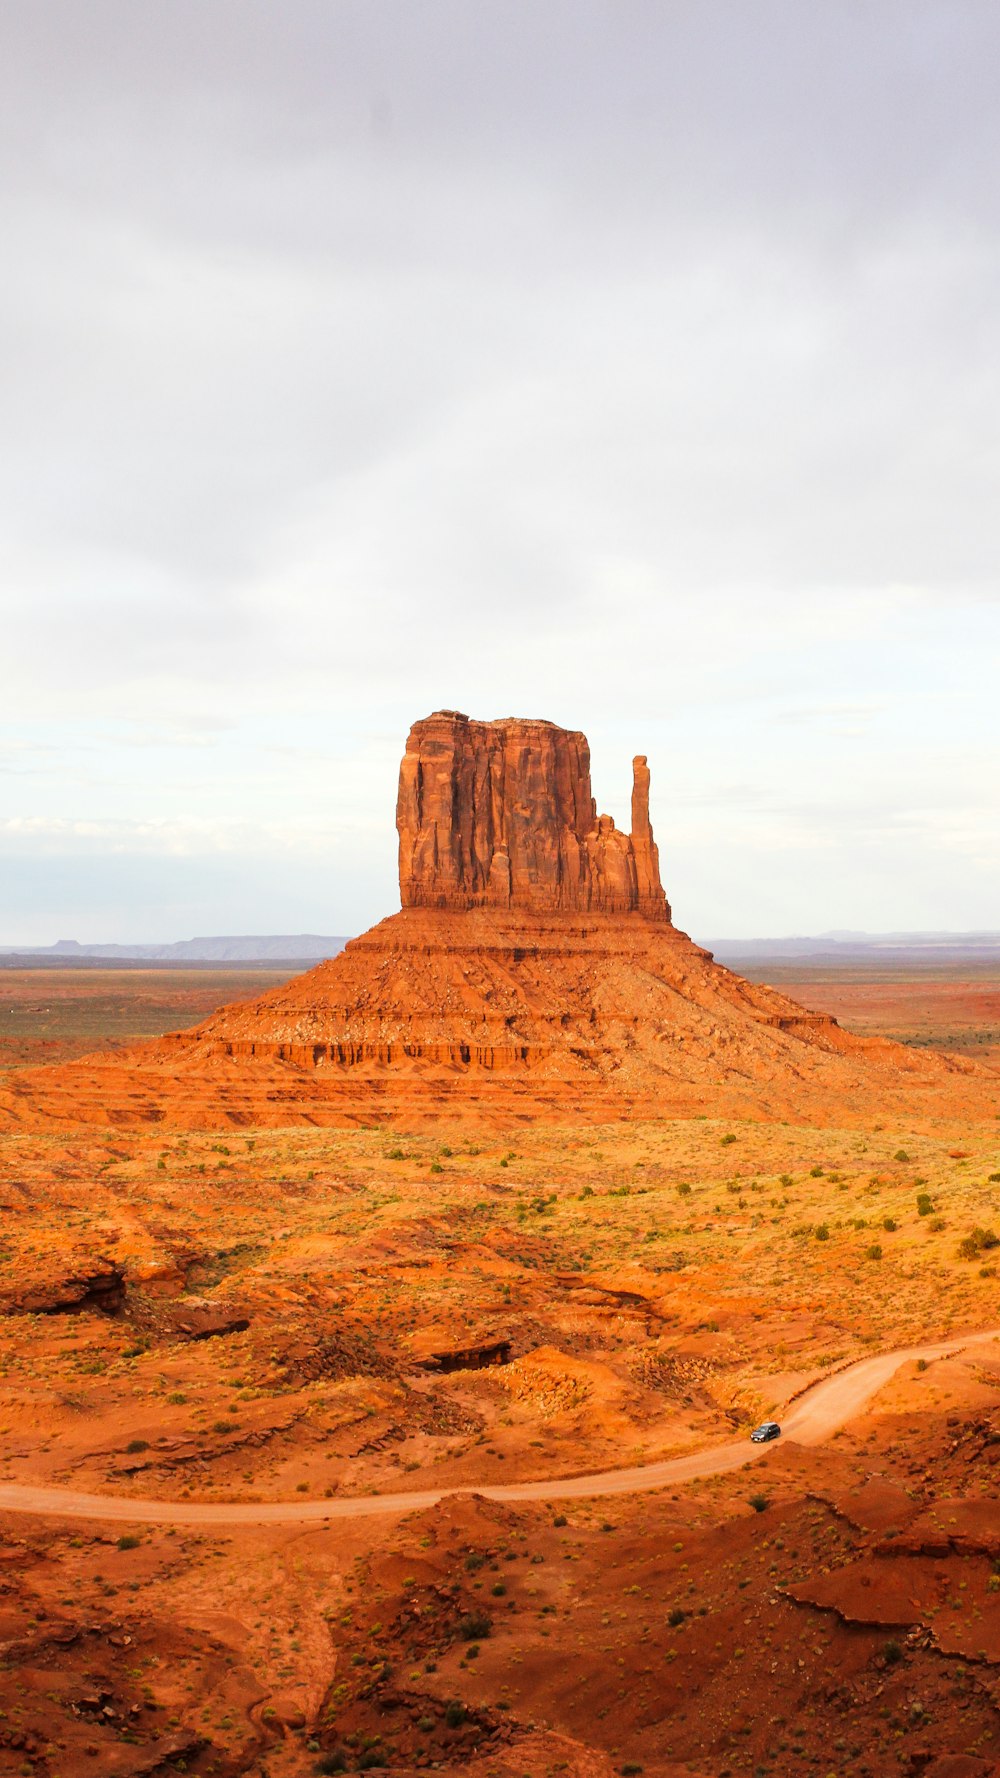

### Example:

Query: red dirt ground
xmin=0 ymin=962 xmax=998 ymax=1776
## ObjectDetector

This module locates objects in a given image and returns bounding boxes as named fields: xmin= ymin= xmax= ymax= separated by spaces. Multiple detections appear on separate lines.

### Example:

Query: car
xmin=750 ymin=1421 xmax=781 ymax=1443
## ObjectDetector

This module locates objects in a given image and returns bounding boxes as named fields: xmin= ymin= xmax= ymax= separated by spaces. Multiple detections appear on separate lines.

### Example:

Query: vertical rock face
xmin=396 ymin=710 xmax=670 ymax=919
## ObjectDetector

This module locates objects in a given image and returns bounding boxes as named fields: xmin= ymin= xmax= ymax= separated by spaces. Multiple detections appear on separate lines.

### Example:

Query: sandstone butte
xmin=0 ymin=710 xmax=990 ymax=1131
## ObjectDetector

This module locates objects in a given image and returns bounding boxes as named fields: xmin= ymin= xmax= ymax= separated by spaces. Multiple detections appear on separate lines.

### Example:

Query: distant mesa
xmin=0 ymin=710 xmax=990 ymax=1130
xmin=0 ymin=936 xmax=347 ymax=966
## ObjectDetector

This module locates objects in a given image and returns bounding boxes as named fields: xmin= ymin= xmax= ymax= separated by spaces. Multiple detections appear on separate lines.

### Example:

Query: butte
xmin=0 ymin=710 xmax=987 ymax=1130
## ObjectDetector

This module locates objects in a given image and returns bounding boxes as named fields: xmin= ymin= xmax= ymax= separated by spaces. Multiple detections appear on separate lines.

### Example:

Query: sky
xmin=1 ymin=0 xmax=998 ymax=944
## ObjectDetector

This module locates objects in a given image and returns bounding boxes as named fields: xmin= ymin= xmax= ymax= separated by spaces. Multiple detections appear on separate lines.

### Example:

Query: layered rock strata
xmin=397 ymin=711 xmax=669 ymax=919
xmin=0 ymin=710 xmax=986 ymax=1130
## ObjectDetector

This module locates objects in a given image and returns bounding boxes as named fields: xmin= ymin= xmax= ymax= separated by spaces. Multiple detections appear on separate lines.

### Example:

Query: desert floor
xmin=0 ymin=963 xmax=997 ymax=1778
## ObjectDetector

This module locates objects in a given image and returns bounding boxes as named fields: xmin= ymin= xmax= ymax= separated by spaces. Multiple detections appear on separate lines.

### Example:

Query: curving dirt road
xmin=0 ymin=1330 xmax=994 ymax=1527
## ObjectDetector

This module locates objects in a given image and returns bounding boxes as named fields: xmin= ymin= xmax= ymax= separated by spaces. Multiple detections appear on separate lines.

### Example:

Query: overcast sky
xmin=1 ymin=0 xmax=997 ymax=943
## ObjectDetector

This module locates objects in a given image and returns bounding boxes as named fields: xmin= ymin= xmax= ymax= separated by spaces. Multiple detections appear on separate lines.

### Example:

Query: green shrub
xmin=958 ymin=1226 xmax=1000 ymax=1260
xmin=894 ymin=1150 xmax=910 ymax=1163
xmin=444 ymin=1702 xmax=466 ymax=1728
xmin=748 ymin=1494 xmax=770 ymax=1513
xmin=866 ymin=1244 xmax=883 ymax=1261
xmin=458 ymin=1611 xmax=491 ymax=1641
xmin=814 ymin=1224 xmax=829 ymax=1242
xmin=720 ymin=1133 xmax=737 ymax=1146
xmin=117 ymin=1534 xmax=140 ymax=1551
xmin=882 ymin=1217 xmax=898 ymax=1232
xmin=916 ymin=1193 xmax=934 ymax=1216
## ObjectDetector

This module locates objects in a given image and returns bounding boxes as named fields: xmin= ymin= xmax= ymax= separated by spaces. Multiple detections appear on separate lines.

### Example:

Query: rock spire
xmin=396 ymin=710 xmax=670 ymax=919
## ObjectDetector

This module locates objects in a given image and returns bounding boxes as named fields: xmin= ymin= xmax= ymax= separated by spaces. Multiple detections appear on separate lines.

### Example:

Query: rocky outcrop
xmin=171 ymin=1298 xmax=251 ymax=1341
xmin=11 ymin=1261 xmax=125 ymax=1316
xmin=396 ymin=711 xmax=670 ymax=919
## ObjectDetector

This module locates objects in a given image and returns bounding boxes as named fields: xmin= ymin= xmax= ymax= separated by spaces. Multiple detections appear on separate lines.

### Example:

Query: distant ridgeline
xmin=0 ymin=937 xmax=348 ymax=967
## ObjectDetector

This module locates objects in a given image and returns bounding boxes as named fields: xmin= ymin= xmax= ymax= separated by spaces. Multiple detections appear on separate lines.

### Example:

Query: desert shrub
xmin=387 ymin=1148 xmax=405 ymax=1160
xmin=444 ymin=1701 xmax=466 ymax=1728
xmin=621 ymin=1765 xmax=645 ymax=1775
xmin=810 ymin=1166 xmax=824 ymax=1178
xmin=720 ymin=1133 xmax=737 ymax=1146
xmin=667 ymin=1607 xmax=686 ymax=1626
xmin=464 ymin=1550 xmax=485 ymax=1572
xmin=779 ymin=1174 xmax=794 ymax=1188
xmin=579 ymin=1184 xmax=595 ymax=1199
xmin=928 ymin=1216 xmax=946 ymax=1232
xmin=748 ymin=1494 xmax=770 ymax=1513
xmin=989 ymin=1171 xmax=1000 ymax=1183
xmin=883 ymin=1639 xmax=902 ymax=1664
xmin=916 ymin=1358 xmax=928 ymax=1372
xmin=212 ymin=1420 xmax=237 ymax=1434
xmin=439 ymin=1145 xmax=453 ymax=1157
xmin=458 ymin=1611 xmax=491 ymax=1641
xmin=882 ymin=1217 xmax=898 ymax=1232
xmin=814 ymin=1224 xmax=830 ymax=1242
xmin=417 ymin=1717 xmax=435 ymax=1733
xmin=491 ymin=1582 xmax=506 ymax=1597
xmin=553 ymin=1513 xmax=567 ymax=1526
xmin=315 ymin=1754 xmax=348 ymax=1775
xmin=430 ymin=1161 xmax=444 ymax=1174
xmin=958 ymin=1226 xmax=1000 ymax=1260
xmin=916 ymin=1193 xmax=934 ymax=1216
xmin=866 ymin=1244 xmax=883 ymax=1261
xmin=117 ymin=1534 xmax=140 ymax=1550
xmin=125 ymin=1438 xmax=149 ymax=1453
xmin=677 ymin=1182 xmax=692 ymax=1196
xmin=853 ymin=1217 xmax=868 ymax=1230
xmin=894 ymin=1150 xmax=910 ymax=1163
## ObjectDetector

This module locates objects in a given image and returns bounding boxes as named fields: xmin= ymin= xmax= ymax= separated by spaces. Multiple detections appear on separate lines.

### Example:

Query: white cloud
xmin=0 ymin=2 xmax=997 ymax=938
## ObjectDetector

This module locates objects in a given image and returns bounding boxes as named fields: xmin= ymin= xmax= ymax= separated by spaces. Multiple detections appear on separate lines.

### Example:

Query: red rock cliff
xmin=396 ymin=710 xmax=670 ymax=919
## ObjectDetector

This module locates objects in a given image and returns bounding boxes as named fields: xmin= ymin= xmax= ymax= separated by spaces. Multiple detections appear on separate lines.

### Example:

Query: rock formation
xmin=0 ymin=710 xmax=986 ymax=1131
xmin=396 ymin=711 xmax=669 ymax=920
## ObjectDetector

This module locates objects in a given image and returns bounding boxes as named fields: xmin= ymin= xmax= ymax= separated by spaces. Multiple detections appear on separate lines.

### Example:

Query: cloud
xmin=0 ymin=2 xmax=997 ymax=937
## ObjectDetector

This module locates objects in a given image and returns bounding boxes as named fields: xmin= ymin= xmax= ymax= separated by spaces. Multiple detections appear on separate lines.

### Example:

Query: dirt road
xmin=0 ymin=1330 xmax=993 ymax=1526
